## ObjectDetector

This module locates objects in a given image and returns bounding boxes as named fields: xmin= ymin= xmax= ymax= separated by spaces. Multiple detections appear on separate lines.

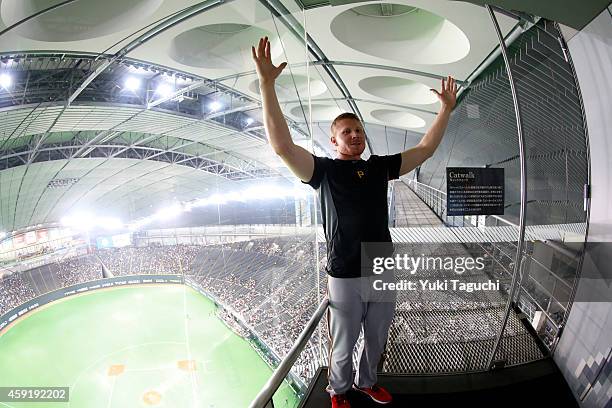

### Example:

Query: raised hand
xmin=431 ymin=76 xmax=458 ymax=111
xmin=251 ymin=36 xmax=287 ymax=87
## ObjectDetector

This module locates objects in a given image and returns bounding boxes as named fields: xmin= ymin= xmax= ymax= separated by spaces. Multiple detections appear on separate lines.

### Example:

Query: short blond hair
xmin=330 ymin=112 xmax=361 ymax=133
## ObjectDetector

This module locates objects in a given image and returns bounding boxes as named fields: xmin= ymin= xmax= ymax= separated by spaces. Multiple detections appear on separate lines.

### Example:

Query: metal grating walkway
xmin=385 ymin=306 xmax=546 ymax=374
xmin=393 ymin=181 xmax=444 ymax=227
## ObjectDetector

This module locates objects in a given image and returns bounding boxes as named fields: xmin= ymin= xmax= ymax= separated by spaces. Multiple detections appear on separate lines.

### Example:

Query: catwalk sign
xmin=446 ymin=167 xmax=504 ymax=216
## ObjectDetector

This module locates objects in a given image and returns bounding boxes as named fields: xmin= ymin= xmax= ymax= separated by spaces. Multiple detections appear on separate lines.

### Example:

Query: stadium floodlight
xmin=179 ymin=77 xmax=193 ymax=85
xmin=244 ymin=185 xmax=277 ymax=200
xmin=127 ymin=218 xmax=151 ymax=231
xmin=155 ymin=82 xmax=173 ymax=97
xmin=99 ymin=217 xmax=123 ymax=230
xmin=127 ymin=65 xmax=148 ymax=75
xmin=124 ymin=76 xmax=141 ymax=91
xmin=0 ymin=73 xmax=11 ymax=89
xmin=124 ymin=184 xmax=312 ymax=231
xmin=243 ymin=184 xmax=290 ymax=200
xmin=208 ymin=100 xmax=222 ymax=112
xmin=207 ymin=194 xmax=227 ymax=205
xmin=61 ymin=212 xmax=94 ymax=230
xmin=249 ymin=184 xmax=309 ymax=200
xmin=189 ymin=198 xmax=208 ymax=208
xmin=154 ymin=204 xmax=182 ymax=220
xmin=217 ymin=192 xmax=242 ymax=203
xmin=60 ymin=213 xmax=124 ymax=231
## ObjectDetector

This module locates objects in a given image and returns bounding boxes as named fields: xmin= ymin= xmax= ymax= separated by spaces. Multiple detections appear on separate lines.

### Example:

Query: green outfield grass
xmin=0 ymin=285 xmax=299 ymax=408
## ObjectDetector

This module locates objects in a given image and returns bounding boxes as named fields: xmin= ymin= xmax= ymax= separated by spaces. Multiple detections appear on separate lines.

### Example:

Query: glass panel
xmin=0 ymin=0 xmax=318 ymax=407
xmin=272 ymin=372 xmax=308 ymax=408
xmin=182 ymin=1 xmax=321 ymax=405
xmin=383 ymin=5 xmax=524 ymax=374
xmin=489 ymin=12 xmax=589 ymax=361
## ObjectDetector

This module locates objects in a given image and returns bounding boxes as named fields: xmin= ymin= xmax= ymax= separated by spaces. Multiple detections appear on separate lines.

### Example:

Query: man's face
xmin=331 ymin=118 xmax=366 ymax=157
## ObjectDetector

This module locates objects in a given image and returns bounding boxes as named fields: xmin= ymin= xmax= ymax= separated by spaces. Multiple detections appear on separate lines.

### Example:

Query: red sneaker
xmin=352 ymin=384 xmax=392 ymax=404
xmin=331 ymin=393 xmax=351 ymax=408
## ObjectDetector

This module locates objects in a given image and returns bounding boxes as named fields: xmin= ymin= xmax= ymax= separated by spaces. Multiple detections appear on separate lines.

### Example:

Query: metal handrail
xmin=489 ymin=214 xmax=517 ymax=227
xmin=407 ymin=179 xmax=446 ymax=196
xmin=405 ymin=178 xmax=572 ymax=345
xmin=408 ymin=180 xmax=513 ymax=226
xmin=477 ymin=241 xmax=564 ymax=327
xmin=249 ymin=297 xmax=329 ymax=408
xmin=492 ymin=239 xmax=573 ymax=291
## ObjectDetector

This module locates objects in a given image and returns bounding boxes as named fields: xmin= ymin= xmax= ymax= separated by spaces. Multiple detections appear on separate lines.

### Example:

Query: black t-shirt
xmin=303 ymin=153 xmax=402 ymax=278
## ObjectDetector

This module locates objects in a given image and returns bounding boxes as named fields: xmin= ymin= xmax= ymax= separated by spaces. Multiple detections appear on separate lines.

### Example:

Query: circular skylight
xmin=198 ymin=23 xmax=250 ymax=34
xmin=352 ymin=4 xmax=419 ymax=18
xmin=371 ymin=109 xmax=425 ymax=128
xmin=169 ymin=24 xmax=276 ymax=70
xmin=330 ymin=4 xmax=470 ymax=65
xmin=359 ymin=76 xmax=438 ymax=105
xmin=289 ymin=104 xmax=344 ymax=121
xmin=1 ymin=0 xmax=164 ymax=42
xmin=249 ymin=74 xmax=327 ymax=100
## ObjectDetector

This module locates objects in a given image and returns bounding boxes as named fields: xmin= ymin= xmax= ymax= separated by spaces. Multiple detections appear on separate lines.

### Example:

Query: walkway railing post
xmin=484 ymin=4 xmax=529 ymax=369
xmin=249 ymin=298 xmax=329 ymax=408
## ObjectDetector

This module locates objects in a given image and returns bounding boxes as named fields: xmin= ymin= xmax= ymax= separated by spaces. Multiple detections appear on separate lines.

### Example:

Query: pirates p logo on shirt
xmin=356 ymin=170 xmax=365 ymax=179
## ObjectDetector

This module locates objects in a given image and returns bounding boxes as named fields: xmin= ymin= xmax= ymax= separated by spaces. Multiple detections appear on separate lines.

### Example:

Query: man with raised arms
xmin=252 ymin=36 xmax=457 ymax=408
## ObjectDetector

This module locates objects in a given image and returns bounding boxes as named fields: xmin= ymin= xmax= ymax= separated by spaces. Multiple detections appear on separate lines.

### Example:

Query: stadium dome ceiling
xmin=169 ymin=23 xmax=277 ymax=69
xmin=249 ymin=74 xmax=328 ymax=100
xmin=0 ymin=0 xmax=518 ymax=233
xmin=371 ymin=109 xmax=426 ymax=129
xmin=0 ymin=0 xmax=165 ymax=41
xmin=288 ymin=103 xmax=344 ymax=122
xmin=330 ymin=4 xmax=471 ymax=65
xmin=358 ymin=76 xmax=439 ymax=105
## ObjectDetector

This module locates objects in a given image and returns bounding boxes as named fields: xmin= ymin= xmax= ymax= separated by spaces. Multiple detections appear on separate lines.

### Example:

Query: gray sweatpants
xmin=326 ymin=275 xmax=397 ymax=395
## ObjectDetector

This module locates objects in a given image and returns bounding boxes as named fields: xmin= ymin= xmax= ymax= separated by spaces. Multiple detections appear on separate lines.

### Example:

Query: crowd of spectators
xmin=16 ymin=245 xmax=52 ymax=261
xmin=52 ymin=256 xmax=101 ymax=287
xmin=97 ymin=244 xmax=201 ymax=276
xmin=216 ymin=308 xmax=250 ymax=338
xmin=0 ymin=245 xmax=203 ymax=316
xmin=0 ymin=273 xmax=36 ymax=315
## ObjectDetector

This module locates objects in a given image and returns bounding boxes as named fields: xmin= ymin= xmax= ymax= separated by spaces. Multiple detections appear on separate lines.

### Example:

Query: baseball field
xmin=0 ymin=285 xmax=299 ymax=407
